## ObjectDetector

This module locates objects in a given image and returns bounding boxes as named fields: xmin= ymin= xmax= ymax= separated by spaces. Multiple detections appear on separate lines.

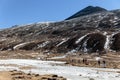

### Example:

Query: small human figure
xmin=84 ymin=58 xmax=88 ymax=65
xmin=95 ymin=57 xmax=101 ymax=67
xmin=82 ymin=58 xmax=85 ymax=64
xmin=71 ymin=59 xmax=74 ymax=63
xmin=102 ymin=60 xmax=106 ymax=68
xmin=98 ymin=60 xmax=100 ymax=66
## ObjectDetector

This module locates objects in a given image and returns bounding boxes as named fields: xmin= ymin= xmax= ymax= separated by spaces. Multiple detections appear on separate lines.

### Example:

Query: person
xmin=95 ymin=57 xmax=101 ymax=67
xmin=71 ymin=59 xmax=74 ymax=63
xmin=84 ymin=58 xmax=88 ymax=65
xmin=103 ymin=60 xmax=106 ymax=68
xmin=82 ymin=58 xmax=85 ymax=64
xmin=98 ymin=60 xmax=100 ymax=66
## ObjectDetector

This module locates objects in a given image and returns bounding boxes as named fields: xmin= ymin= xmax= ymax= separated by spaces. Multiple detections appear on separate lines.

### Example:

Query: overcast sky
xmin=0 ymin=0 xmax=120 ymax=29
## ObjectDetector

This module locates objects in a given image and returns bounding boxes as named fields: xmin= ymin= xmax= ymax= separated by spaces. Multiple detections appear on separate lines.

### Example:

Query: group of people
xmin=95 ymin=57 xmax=106 ymax=68
xmin=98 ymin=60 xmax=106 ymax=68
xmin=70 ymin=57 xmax=106 ymax=68
xmin=82 ymin=58 xmax=89 ymax=65
xmin=70 ymin=58 xmax=89 ymax=65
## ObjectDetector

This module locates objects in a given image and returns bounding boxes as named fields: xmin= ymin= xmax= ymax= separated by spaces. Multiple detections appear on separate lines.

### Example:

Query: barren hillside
xmin=1 ymin=6 xmax=120 ymax=55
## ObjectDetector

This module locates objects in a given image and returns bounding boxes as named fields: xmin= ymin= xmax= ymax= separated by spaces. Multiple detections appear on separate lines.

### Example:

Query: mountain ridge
xmin=0 ymin=6 xmax=120 ymax=54
xmin=66 ymin=6 xmax=107 ymax=20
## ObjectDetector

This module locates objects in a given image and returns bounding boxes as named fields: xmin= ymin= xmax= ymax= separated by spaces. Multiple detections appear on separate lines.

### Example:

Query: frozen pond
xmin=0 ymin=59 xmax=120 ymax=80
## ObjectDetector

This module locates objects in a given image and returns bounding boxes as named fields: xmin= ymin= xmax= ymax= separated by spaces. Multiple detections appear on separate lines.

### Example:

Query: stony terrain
xmin=0 ymin=70 xmax=66 ymax=80
xmin=1 ymin=6 xmax=120 ymax=54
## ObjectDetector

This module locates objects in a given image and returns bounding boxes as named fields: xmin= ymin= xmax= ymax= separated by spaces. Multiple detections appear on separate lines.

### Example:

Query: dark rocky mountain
xmin=0 ymin=6 xmax=120 ymax=54
xmin=66 ymin=6 xmax=107 ymax=20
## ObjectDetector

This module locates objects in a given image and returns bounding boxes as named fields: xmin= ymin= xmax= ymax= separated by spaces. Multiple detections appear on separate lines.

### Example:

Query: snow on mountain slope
xmin=1 ymin=6 xmax=120 ymax=54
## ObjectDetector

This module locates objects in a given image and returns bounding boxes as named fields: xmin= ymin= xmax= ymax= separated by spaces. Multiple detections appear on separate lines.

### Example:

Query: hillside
xmin=0 ymin=6 xmax=120 ymax=55
xmin=66 ymin=6 xmax=107 ymax=20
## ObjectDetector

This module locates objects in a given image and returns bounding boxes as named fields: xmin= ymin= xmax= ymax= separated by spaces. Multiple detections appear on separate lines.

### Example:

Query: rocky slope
xmin=1 ymin=6 xmax=120 ymax=54
xmin=66 ymin=6 xmax=107 ymax=20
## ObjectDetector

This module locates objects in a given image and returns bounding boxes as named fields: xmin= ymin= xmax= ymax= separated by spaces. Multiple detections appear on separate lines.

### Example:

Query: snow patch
xmin=95 ymin=57 xmax=103 ymax=61
xmin=57 ymin=38 xmax=69 ymax=47
xmin=49 ymin=55 xmax=66 ymax=59
xmin=103 ymin=32 xmax=107 ymax=35
xmin=82 ymin=37 xmax=90 ymax=52
xmin=13 ymin=42 xmax=30 ymax=50
xmin=104 ymin=35 xmax=111 ymax=50
xmin=38 ymin=41 xmax=50 ymax=48
xmin=67 ymin=49 xmax=78 ymax=55
xmin=76 ymin=34 xmax=88 ymax=44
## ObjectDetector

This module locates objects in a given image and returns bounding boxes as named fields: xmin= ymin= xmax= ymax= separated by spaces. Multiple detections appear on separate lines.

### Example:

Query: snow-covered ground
xmin=0 ymin=59 xmax=119 ymax=80
xmin=48 ymin=55 xmax=66 ymax=59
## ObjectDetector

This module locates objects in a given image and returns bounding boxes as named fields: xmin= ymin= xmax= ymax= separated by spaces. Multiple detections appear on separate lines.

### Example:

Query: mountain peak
xmin=66 ymin=6 xmax=107 ymax=20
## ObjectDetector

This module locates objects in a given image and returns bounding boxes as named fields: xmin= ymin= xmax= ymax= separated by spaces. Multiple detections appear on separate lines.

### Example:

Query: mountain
xmin=66 ymin=6 xmax=107 ymax=20
xmin=0 ymin=6 xmax=120 ymax=54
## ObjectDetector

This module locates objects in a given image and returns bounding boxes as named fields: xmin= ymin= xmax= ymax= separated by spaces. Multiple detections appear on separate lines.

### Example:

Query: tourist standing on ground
xmin=103 ymin=60 xmax=106 ymax=68
xmin=98 ymin=60 xmax=100 ymax=66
